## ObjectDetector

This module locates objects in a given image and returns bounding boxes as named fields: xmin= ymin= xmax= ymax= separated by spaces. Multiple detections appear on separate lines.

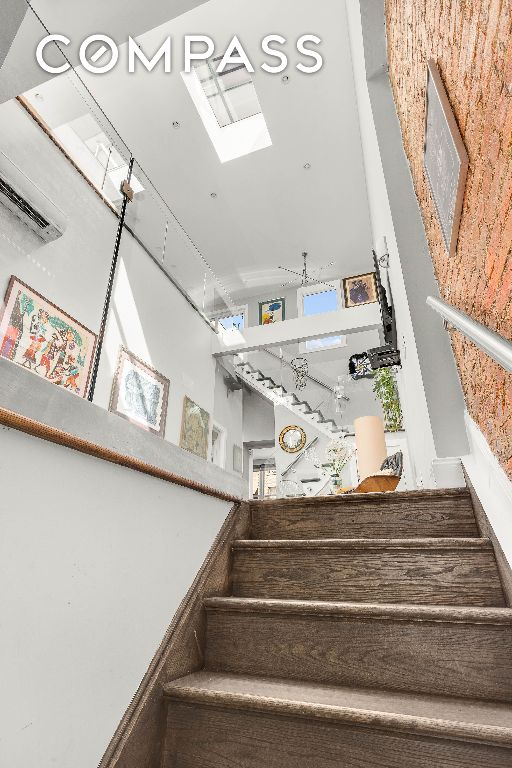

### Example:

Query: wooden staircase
xmin=162 ymin=489 xmax=512 ymax=767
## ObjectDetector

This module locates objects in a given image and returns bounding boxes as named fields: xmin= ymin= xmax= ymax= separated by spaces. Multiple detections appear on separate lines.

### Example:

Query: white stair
xmin=234 ymin=357 xmax=346 ymax=440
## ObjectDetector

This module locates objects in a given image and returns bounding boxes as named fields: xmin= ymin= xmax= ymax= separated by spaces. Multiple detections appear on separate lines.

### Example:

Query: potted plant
xmin=373 ymin=367 xmax=403 ymax=432
xmin=321 ymin=436 xmax=354 ymax=493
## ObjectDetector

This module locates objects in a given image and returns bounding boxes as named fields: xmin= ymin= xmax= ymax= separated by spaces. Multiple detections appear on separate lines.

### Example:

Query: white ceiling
xmin=73 ymin=0 xmax=374 ymax=306
xmin=0 ymin=0 xmax=208 ymax=102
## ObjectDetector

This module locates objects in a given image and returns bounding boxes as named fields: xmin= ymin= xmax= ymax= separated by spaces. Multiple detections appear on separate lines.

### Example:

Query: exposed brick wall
xmin=385 ymin=0 xmax=512 ymax=478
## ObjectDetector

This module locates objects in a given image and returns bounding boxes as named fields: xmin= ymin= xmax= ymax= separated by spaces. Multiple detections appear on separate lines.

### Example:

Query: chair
xmin=338 ymin=451 xmax=403 ymax=495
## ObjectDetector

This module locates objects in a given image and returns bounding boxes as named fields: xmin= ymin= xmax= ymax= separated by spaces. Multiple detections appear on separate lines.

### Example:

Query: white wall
xmin=0 ymin=425 xmax=232 ymax=768
xmin=345 ymin=1 xmax=437 ymax=487
xmin=242 ymin=388 xmax=275 ymax=444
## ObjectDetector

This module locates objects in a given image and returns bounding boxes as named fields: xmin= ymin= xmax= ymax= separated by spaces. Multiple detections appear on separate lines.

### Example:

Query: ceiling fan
xmin=278 ymin=252 xmax=336 ymax=289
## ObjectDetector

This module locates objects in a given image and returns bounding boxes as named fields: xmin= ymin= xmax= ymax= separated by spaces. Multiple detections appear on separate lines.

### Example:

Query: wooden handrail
xmin=0 ymin=407 xmax=240 ymax=503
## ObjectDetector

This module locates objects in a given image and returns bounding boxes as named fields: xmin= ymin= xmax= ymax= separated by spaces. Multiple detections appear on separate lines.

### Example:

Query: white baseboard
xmin=462 ymin=412 xmax=512 ymax=569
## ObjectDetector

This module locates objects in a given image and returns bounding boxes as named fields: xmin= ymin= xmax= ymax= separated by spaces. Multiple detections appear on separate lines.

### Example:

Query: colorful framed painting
xmin=0 ymin=275 xmax=97 ymax=398
xmin=109 ymin=347 xmax=170 ymax=437
xmin=259 ymin=297 xmax=285 ymax=325
xmin=343 ymin=273 xmax=378 ymax=308
xmin=180 ymin=396 xmax=210 ymax=459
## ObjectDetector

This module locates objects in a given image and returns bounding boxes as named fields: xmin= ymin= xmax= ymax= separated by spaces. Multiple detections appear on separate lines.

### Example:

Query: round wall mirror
xmin=279 ymin=425 xmax=307 ymax=454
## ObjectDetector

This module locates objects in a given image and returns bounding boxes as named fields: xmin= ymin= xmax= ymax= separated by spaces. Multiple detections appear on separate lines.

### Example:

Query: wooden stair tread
xmin=233 ymin=537 xmax=493 ymax=550
xmin=204 ymin=596 xmax=512 ymax=624
xmin=231 ymin=537 xmax=505 ymax=606
xmin=164 ymin=671 xmax=512 ymax=747
xmin=249 ymin=488 xmax=479 ymax=539
xmin=250 ymin=487 xmax=472 ymax=508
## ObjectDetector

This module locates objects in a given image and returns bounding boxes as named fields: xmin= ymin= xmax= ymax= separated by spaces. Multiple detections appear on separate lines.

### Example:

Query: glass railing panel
xmin=0 ymin=27 xmax=121 ymax=404
xmin=20 ymin=70 xmax=132 ymax=213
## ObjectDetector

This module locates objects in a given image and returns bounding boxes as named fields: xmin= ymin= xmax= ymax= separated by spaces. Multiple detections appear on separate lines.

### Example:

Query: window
xmin=182 ymin=55 xmax=272 ymax=163
xmin=298 ymin=282 xmax=347 ymax=353
xmin=194 ymin=54 xmax=263 ymax=128
xmin=213 ymin=306 xmax=247 ymax=333
xmin=252 ymin=464 xmax=277 ymax=499
xmin=218 ymin=311 xmax=245 ymax=332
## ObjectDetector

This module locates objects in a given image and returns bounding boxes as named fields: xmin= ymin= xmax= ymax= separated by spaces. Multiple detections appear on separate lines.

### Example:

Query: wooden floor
xmin=163 ymin=489 xmax=512 ymax=767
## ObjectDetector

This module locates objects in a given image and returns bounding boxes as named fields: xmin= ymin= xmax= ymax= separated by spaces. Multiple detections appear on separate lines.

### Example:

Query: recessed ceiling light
xmin=304 ymin=163 xmax=311 ymax=170
xmin=281 ymin=75 xmax=290 ymax=84
xmin=210 ymin=192 xmax=218 ymax=198
xmin=172 ymin=121 xmax=181 ymax=129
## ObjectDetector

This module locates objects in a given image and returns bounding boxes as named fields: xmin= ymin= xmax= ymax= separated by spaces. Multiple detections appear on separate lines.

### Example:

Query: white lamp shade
xmin=354 ymin=415 xmax=387 ymax=481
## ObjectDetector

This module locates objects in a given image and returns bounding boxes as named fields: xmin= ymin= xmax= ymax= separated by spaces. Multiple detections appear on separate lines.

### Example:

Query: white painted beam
xmin=212 ymin=304 xmax=382 ymax=356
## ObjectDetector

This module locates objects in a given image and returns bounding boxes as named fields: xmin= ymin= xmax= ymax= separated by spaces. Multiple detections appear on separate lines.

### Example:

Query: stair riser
xmin=250 ymin=500 xmax=479 ymax=539
xmin=163 ymin=702 xmax=512 ymax=768
xmin=205 ymin=610 xmax=512 ymax=702
xmin=232 ymin=548 xmax=505 ymax=606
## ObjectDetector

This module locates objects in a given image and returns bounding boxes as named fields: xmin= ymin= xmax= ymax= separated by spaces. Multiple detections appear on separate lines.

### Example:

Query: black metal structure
xmin=87 ymin=158 xmax=134 ymax=401
xmin=367 ymin=249 xmax=401 ymax=369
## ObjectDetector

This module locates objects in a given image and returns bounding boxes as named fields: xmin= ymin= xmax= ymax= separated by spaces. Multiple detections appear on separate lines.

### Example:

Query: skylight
xmin=182 ymin=54 xmax=272 ymax=163
xmin=194 ymin=55 xmax=263 ymax=128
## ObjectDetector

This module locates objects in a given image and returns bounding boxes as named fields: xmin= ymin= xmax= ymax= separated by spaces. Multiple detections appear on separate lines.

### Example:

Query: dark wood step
xmin=204 ymin=598 xmax=512 ymax=702
xmin=232 ymin=538 xmax=506 ymax=606
xmin=164 ymin=671 xmax=512 ymax=746
xmin=250 ymin=489 xmax=479 ymax=539
xmin=163 ymin=672 xmax=512 ymax=768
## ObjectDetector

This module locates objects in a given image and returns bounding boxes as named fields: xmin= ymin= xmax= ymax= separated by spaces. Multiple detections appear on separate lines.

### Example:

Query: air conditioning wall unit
xmin=0 ymin=151 xmax=66 ymax=243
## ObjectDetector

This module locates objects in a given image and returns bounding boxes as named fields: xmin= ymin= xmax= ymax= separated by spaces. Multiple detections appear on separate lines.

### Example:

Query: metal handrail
xmin=282 ymin=436 xmax=319 ymax=477
xmin=427 ymin=296 xmax=512 ymax=373
xmin=262 ymin=348 xmax=350 ymax=402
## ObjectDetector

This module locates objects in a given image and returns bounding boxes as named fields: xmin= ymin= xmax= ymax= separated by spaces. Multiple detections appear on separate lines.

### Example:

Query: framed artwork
xmin=109 ymin=347 xmax=169 ymax=437
xmin=259 ymin=297 xmax=285 ymax=325
xmin=180 ymin=396 xmax=210 ymax=459
xmin=0 ymin=275 xmax=96 ymax=398
xmin=233 ymin=444 xmax=243 ymax=473
xmin=424 ymin=60 xmax=469 ymax=258
xmin=343 ymin=273 xmax=378 ymax=308
xmin=279 ymin=424 xmax=307 ymax=454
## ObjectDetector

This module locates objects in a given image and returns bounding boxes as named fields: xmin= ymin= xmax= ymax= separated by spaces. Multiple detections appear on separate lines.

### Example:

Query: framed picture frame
xmin=343 ymin=273 xmax=378 ymax=308
xmin=0 ymin=275 xmax=97 ymax=398
xmin=424 ymin=60 xmax=469 ymax=258
xmin=279 ymin=424 xmax=307 ymax=454
xmin=109 ymin=346 xmax=170 ymax=437
xmin=259 ymin=297 xmax=285 ymax=325
xmin=180 ymin=396 xmax=210 ymax=459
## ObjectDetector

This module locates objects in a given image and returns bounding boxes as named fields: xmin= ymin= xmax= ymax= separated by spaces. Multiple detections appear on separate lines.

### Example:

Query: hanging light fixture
xmin=278 ymin=251 xmax=336 ymax=289
xmin=291 ymin=356 xmax=308 ymax=390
